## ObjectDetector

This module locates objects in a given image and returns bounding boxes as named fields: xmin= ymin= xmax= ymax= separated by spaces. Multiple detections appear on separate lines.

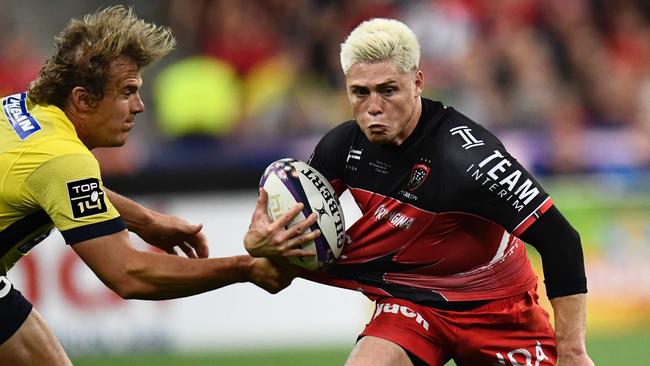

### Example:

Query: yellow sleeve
xmin=22 ymin=153 xmax=125 ymax=244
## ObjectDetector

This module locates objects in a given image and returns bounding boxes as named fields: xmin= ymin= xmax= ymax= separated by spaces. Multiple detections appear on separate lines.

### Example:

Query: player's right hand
xmin=243 ymin=188 xmax=320 ymax=258
xmin=248 ymin=257 xmax=300 ymax=294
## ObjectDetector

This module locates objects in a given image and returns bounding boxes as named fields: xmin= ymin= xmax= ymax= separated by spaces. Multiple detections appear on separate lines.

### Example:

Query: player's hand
xmin=247 ymin=257 xmax=299 ymax=294
xmin=136 ymin=212 xmax=209 ymax=258
xmin=243 ymin=188 xmax=320 ymax=258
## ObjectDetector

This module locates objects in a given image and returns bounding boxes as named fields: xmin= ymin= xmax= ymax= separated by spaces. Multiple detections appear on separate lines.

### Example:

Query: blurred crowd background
xmin=1 ymin=0 xmax=649 ymax=185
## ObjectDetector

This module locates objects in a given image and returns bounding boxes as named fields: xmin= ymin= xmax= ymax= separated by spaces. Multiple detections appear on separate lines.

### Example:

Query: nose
xmin=367 ymin=93 xmax=382 ymax=116
xmin=133 ymin=93 xmax=145 ymax=114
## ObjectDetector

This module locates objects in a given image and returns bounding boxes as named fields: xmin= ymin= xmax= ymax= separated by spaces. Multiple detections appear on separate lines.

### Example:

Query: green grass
xmin=72 ymin=332 xmax=649 ymax=366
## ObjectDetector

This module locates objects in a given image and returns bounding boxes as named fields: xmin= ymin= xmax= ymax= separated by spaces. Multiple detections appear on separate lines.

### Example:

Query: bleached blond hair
xmin=340 ymin=18 xmax=420 ymax=76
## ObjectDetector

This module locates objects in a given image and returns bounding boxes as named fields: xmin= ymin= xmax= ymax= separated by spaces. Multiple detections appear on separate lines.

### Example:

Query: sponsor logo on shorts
xmin=67 ymin=178 xmax=107 ymax=218
xmin=0 ymin=276 xmax=12 ymax=298
xmin=494 ymin=341 xmax=550 ymax=366
xmin=373 ymin=303 xmax=429 ymax=331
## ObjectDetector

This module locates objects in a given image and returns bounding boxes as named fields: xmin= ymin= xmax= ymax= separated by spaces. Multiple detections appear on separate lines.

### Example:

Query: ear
xmin=414 ymin=70 xmax=424 ymax=97
xmin=70 ymin=87 xmax=92 ymax=111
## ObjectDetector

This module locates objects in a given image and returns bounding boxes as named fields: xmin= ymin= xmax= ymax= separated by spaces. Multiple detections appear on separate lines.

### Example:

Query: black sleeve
xmin=519 ymin=205 xmax=588 ymax=299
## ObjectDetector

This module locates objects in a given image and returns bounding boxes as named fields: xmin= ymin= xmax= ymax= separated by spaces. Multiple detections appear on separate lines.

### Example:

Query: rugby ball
xmin=259 ymin=158 xmax=345 ymax=270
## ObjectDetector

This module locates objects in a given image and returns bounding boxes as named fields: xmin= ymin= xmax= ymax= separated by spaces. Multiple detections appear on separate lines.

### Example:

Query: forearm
xmin=119 ymin=252 xmax=253 ymax=300
xmin=550 ymin=293 xmax=588 ymax=357
xmin=105 ymin=188 xmax=154 ymax=233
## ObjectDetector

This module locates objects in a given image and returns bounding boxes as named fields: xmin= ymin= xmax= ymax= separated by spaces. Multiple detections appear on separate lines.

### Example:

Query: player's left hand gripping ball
xmin=260 ymin=158 xmax=346 ymax=270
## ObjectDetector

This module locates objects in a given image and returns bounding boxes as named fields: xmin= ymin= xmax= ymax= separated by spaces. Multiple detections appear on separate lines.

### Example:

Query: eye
xmin=351 ymin=87 xmax=369 ymax=97
xmin=382 ymin=87 xmax=396 ymax=96
xmin=122 ymin=86 xmax=138 ymax=98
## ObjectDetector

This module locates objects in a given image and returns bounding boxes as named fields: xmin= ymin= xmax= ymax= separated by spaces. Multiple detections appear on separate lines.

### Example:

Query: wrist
xmin=237 ymin=255 xmax=256 ymax=284
xmin=556 ymin=337 xmax=587 ymax=357
xmin=127 ymin=207 xmax=157 ymax=235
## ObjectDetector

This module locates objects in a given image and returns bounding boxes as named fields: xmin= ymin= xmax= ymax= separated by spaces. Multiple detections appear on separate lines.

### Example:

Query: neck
xmin=395 ymin=96 xmax=422 ymax=146
xmin=62 ymin=104 xmax=93 ymax=149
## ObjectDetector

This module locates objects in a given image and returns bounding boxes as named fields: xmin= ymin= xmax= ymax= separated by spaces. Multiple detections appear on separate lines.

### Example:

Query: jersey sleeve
xmin=22 ymin=153 xmax=125 ymax=244
xmin=440 ymin=119 xmax=553 ymax=236
xmin=307 ymin=123 xmax=350 ymax=196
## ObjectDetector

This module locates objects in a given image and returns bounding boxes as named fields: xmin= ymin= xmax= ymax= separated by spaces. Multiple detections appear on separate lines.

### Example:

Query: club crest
xmin=407 ymin=163 xmax=430 ymax=191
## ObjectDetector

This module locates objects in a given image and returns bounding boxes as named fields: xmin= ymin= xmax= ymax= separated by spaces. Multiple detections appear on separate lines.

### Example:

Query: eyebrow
xmin=349 ymin=80 xmax=398 ymax=89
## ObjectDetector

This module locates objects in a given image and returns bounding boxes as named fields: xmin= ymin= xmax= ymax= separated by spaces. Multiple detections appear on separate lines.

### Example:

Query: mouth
xmin=367 ymin=123 xmax=388 ymax=133
xmin=124 ymin=121 xmax=135 ymax=131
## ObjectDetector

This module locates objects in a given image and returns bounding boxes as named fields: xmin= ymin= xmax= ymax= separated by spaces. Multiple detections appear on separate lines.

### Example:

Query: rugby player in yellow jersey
xmin=0 ymin=6 xmax=317 ymax=365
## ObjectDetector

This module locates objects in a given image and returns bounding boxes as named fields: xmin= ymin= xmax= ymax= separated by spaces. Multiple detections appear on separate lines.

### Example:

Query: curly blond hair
xmin=29 ymin=5 xmax=176 ymax=107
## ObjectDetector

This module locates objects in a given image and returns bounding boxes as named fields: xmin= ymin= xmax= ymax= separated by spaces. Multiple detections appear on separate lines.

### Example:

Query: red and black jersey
xmin=304 ymin=98 xmax=555 ymax=304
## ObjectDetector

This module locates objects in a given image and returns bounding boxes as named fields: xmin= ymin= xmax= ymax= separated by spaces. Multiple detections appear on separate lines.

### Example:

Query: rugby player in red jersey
xmin=245 ymin=18 xmax=594 ymax=366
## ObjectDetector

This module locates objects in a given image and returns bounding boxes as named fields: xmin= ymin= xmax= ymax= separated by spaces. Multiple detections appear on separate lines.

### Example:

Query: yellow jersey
xmin=0 ymin=92 xmax=124 ymax=275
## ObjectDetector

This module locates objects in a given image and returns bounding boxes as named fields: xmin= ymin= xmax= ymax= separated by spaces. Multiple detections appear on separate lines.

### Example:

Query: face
xmin=346 ymin=61 xmax=423 ymax=146
xmin=79 ymin=57 xmax=145 ymax=149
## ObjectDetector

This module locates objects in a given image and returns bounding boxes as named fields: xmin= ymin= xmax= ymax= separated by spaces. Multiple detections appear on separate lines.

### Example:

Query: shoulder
xmin=315 ymin=120 xmax=359 ymax=152
xmin=321 ymin=120 xmax=358 ymax=141
xmin=432 ymin=106 xmax=505 ymax=172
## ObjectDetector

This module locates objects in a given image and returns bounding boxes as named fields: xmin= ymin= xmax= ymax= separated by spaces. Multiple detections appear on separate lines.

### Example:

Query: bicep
xmin=519 ymin=206 xmax=587 ymax=298
xmin=71 ymin=230 xmax=135 ymax=289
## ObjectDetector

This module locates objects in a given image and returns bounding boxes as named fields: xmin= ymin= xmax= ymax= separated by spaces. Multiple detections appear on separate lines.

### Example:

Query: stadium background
xmin=2 ymin=0 xmax=649 ymax=364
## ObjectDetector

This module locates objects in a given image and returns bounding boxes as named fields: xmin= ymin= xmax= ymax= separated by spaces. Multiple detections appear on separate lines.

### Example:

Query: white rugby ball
xmin=259 ymin=158 xmax=345 ymax=270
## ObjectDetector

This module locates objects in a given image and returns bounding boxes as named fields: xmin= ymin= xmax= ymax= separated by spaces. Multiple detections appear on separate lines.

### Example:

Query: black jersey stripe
xmin=0 ymin=210 xmax=52 ymax=258
xmin=60 ymin=216 xmax=126 ymax=245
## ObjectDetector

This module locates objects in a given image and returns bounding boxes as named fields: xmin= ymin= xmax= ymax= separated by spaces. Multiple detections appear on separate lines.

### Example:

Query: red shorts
xmin=360 ymin=289 xmax=556 ymax=366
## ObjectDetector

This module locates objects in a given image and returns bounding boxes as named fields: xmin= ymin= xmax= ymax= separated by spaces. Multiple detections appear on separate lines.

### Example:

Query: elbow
xmin=103 ymin=260 xmax=152 ymax=300
xmin=111 ymin=284 xmax=138 ymax=300
xmin=568 ymin=225 xmax=581 ymax=244
xmin=104 ymin=276 xmax=144 ymax=300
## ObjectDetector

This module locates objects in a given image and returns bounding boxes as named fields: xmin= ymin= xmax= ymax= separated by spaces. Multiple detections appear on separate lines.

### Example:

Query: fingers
xmin=254 ymin=188 xmax=269 ymax=216
xmin=181 ymin=242 xmax=199 ymax=258
xmin=188 ymin=223 xmax=203 ymax=234
xmin=283 ymin=228 xmax=321 ymax=250
xmin=270 ymin=202 xmax=305 ymax=231
xmin=281 ymin=248 xmax=317 ymax=258
xmin=189 ymin=230 xmax=209 ymax=258
xmin=289 ymin=213 xmax=318 ymax=238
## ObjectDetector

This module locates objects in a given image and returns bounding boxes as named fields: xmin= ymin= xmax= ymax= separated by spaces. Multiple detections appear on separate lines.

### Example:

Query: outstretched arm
xmin=105 ymin=188 xmax=209 ymax=258
xmin=73 ymin=229 xmax=292 ymax=298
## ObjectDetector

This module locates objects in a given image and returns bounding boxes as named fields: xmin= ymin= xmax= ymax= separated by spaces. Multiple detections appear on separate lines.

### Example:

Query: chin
xmin=110 ymin=138 xmax=128 ymax=147
xmin=366 ymin=134 xmax=396 ymax=146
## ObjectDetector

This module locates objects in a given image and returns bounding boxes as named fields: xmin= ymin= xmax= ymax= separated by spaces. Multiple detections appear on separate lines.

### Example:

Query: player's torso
xmin=0 ymin=93 xmax=82 ymax=274
xmin=312 ymin=99 xmax=545 ymax=301
xmin=340 ymin=102 xmax=505 ymax=272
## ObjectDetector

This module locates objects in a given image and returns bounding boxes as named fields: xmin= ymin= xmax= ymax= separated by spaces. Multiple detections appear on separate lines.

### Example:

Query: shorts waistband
xmin=472 ymin=292 xmax=528 ymax=312
xmin=415 ymin=292 xmax=528 ymax=312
